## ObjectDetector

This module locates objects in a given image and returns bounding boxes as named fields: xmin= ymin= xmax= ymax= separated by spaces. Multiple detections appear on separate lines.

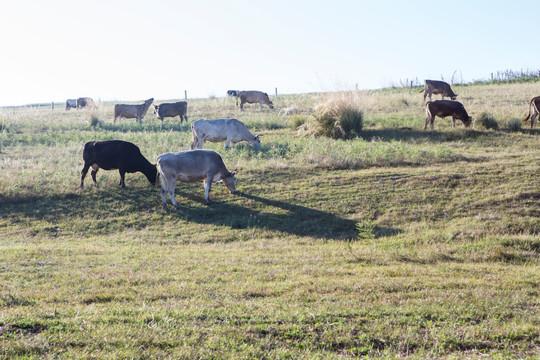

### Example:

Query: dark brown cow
xmin=80 ymin=140 xmax=157 ymax=188
xmin=522 ymin=96 xmax=540 ymax=128
xmin=419 ymin=80 xmax=458 ymax=103
xmin=153 ymin=101 xmax=188 ymax=123
xmin=425 ymin=100 xmax=472 ymax=130
xmin=77 ymin=97 xmax=97 ymax=109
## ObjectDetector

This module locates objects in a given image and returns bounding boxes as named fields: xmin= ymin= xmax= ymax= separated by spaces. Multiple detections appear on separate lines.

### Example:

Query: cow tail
xmin=418 ymin=88 xmax=425 ymax=93
xmin=523 ymin=98 xmax=538 ymax=122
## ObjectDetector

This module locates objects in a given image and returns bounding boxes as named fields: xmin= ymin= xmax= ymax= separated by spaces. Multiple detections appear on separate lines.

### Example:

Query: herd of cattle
xmin=75 ymin=83 xmax=539 ymax=209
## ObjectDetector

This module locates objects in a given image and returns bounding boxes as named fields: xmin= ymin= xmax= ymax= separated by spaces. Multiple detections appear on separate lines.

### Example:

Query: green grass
xmin=0 ymin=83 xmax=539 ymax=359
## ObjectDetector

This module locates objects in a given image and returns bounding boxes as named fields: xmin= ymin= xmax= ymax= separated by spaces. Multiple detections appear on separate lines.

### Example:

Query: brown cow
xmin=114 ymin=98 xmax=154 ymax=123
xmin=425 ymin=100 xmax=472 ymax=130
xmin=522 ymin=96 xmax=540 ymax=128
xmin=419 ymin=80 xmax=458 ymax=103
xmin=238 ymin=90 xmax=274 ymax=111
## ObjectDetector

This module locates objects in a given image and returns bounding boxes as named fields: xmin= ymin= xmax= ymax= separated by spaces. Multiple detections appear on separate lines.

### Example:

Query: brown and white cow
xmin=522 ymin=96 xmax=540 ymax=128
xmin=114 ymin=98 xmax=154 ymax=123
xmin=153 ymin=101 xmax=188 ymax=123
xmin=238 ymin=90 xmax=274 ymax=111
xmin=425 ymin=100 xmax=472 ymax=130
xmin=419 ymin=80 xmax=458 ymax=103
xmin=191 ymin=118 xmax=261 ymax=150
xmin=157 ymin=150 xmax=237 ymax=208
xmin=77 ymin=97 xmax=97 ymax=110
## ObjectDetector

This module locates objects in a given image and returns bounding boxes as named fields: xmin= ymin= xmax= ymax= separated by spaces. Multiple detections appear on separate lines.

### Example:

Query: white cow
xmin=191 ymin=118 xmax=261 ymax=150
xmin=157 ymin=150 xmax=237 ymax=208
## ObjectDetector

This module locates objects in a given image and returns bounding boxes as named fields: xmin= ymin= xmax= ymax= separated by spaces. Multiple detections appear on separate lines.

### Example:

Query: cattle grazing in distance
xmin=522 ymin=96 xmax=540 ymax=128
xmin=425 ymin=100 xmax=472 ymax=130
xmin=191 ymin=118 xmax=261 ymax=150
xmin=157 ymin=150 xmax=237 ymax=208
xmin=77 ymin=97 xmax=97 ymax=109
xmin=227 ymin=90 xmax=240 ymax=106
xmin=153 ymin=101 xmax=188 ymax=123
xmin=238 ymin=90 xmax=274 ymax=111
xmin=419 ymin=80 xmax=458 ymax=103
xmin=66 ymin=99 xmax=77 ymax=110
xmin=80 ymin=140 xmax=157 ymax=188
xmin=114 ymin=98 xmax=154 ymax=123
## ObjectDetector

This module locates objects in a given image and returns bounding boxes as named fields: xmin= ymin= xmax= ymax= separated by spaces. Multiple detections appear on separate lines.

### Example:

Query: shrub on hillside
xmin=477 ymin=112 xmax=499 ymax=131
xmin=505 ymin=118 xmax=522 ymax=132
xmin=311 ymin=95 xmax=364 ymax=139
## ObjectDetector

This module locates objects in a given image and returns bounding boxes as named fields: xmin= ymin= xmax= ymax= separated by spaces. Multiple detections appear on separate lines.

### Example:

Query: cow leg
xmin=259 ymin=102 xmax=263 ymax=110
xmin=224 ymin=139 xmax=231 ymax=150
xmin=424 ymin=115 xmax=430 ymax=130
xmin=452 ymin=117 xmax=456 ymax=127
xmin=204 ymin=174 xmax=213 ymax=204
xmin=240 ymin=101 xmax=244 ymax=111
xmin=80 ymin=163 xmax=91 ymax=188
xmin=119 ymin=170 xmax=126 ymax=188
xmin=423 ymin=91 xmax=428 ymax=103
xmin=90 ymin=165 xmax=99 ymax=187
xmin=531 ymin=112 xmax=537 ymax=128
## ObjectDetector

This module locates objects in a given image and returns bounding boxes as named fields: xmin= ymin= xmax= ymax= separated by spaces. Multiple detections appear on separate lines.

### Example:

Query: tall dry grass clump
xmin=310 ymin=93 xmax=364 ymax=139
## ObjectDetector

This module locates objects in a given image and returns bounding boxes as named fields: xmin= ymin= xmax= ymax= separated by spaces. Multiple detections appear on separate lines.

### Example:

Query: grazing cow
xmin=153 ymin=101 xmax=188 ymax=123
xmin=238 ymin=90 xmax=274 ymax=111
xmin=77 ymin=97 xmax=97 ymax=109
xmin=425 ymin=100 xmax=472 ymax=130
xmin=522 ymin=96 xmax=540 ymax=128
xmin=191 ymin=118 xmax=261 ymax=150
xmin=66 ymin=99 xmax=78 ymax=110
xmin=227 ymin=90 xmax=240 ymax=106
xmin=80 ymin=140 xmax=157 ymax=188
xmin=114 ymin=98 xmax=154 ymax=123
xmin=157 ymin=150 xmax=237 ymax=208
xmin=419 ymin=80 xmax=458 ymax=103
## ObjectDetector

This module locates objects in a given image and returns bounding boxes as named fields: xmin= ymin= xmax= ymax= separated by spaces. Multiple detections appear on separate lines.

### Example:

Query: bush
xmin=505 ymin=118 xmax=522 ymax=132
xmin=477 ymin=112 xmax=499 ymax=131
xmin=90 ymin=114 xmax=101 ymax=128
xmin=288 ymin=114 xmax=308 ymax=130
xmin=312 ymin=95 xmax=364 ymax=139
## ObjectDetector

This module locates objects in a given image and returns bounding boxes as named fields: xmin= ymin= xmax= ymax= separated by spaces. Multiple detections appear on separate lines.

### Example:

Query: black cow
xmin=80 ymin=140 xmax=157 ymax=188
xmin=153 ymin=101 xmax=188 ymax=123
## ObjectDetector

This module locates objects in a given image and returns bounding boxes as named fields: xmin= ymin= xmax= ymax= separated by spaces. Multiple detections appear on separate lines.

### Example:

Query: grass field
xmin=0 ymin=83 xmax=539 ymax=359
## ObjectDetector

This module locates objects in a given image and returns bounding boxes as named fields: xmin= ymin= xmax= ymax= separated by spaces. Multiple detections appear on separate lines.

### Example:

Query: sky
xmin=0 ymin=0 xmax=538 ymax=106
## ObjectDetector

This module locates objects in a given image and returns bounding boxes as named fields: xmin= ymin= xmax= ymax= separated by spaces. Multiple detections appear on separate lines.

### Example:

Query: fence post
xmin=51 ymin=102 xmax=54 ymax=111
xmin=410 ymin=81 xmax=413 ymax=89
xmin=275 ymin=88 xmax=278 ymax=97
xmin=184 ymin=90 xmax=187 ymax=100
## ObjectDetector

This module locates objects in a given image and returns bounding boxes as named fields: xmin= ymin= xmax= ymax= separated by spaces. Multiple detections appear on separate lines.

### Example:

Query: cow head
xmin=450 ymin=94 xmax=458 ymax=100
xmin=463 ymin=116 xmax=472 ymax=127
xmin=250 ymin=135 xmax=262 ymax=150
xmin=222 ymin=170 xmax=237 ymax=194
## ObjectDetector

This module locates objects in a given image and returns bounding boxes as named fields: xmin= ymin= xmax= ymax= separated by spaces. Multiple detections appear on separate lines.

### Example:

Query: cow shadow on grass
xmin=360 ymin=127 xmax=540 ymax=143
xmin=1 ymin=185 xmax=402 ymax=241
xmin=169 ymin=190 xmax=399 ymax=241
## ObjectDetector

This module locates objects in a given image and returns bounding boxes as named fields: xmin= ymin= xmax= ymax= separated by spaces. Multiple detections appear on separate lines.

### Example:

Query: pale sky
xmin=0 ymin=0 xmax=538 ymax=106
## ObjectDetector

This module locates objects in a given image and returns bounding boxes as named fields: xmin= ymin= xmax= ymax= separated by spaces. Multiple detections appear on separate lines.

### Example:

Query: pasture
xmin=0 ymin=82 xmax=539 ymax=359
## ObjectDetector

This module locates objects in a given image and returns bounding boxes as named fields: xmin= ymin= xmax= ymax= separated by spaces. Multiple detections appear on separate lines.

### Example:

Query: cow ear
xmin=231 ymin=169 xmax=237 ymax=175
xmin=255 ymin=134 xmax=261 ymax=139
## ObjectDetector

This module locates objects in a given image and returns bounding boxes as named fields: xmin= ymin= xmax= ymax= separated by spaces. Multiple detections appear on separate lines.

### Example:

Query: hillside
xmin=0 ymin=83 xmax=539 ymax=359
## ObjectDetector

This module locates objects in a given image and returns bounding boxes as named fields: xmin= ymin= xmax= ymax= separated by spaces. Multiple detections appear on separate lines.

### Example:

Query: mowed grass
xmin=0 ymin=83 xmax=539 ymax=359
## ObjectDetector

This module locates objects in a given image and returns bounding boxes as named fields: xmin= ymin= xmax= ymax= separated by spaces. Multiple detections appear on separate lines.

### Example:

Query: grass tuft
xmin=477 ymin=112 xmax=499 ymax=130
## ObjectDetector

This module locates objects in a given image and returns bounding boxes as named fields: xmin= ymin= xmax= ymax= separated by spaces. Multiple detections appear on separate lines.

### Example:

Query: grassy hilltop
xmin=0 ymin=82 xmax=539 ymax=359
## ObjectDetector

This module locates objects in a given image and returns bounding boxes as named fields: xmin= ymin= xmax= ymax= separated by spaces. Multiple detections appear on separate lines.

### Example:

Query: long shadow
xmin=167 ymin=190 xmax=359 ymax=240
xmin=360 ymin=127 xmax=540 ymax=143
xmin=0 ymin=187 xmax=371 ymax=240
